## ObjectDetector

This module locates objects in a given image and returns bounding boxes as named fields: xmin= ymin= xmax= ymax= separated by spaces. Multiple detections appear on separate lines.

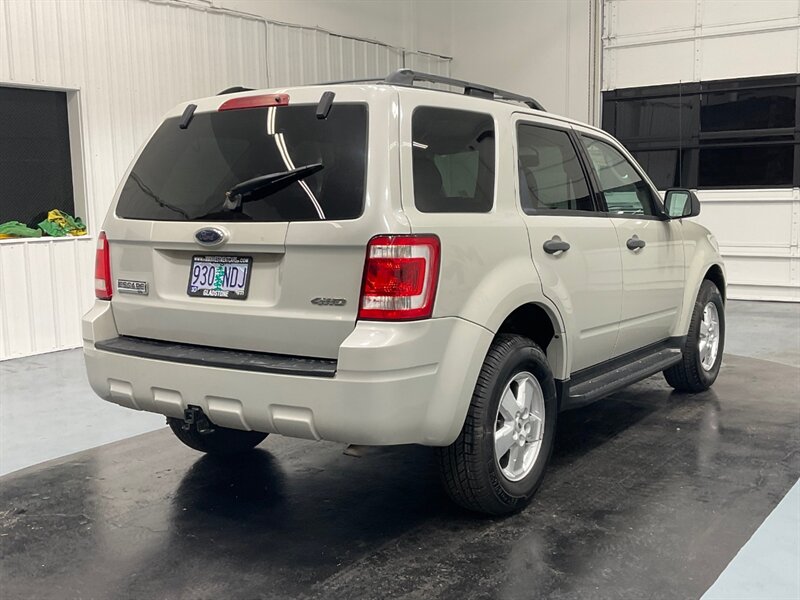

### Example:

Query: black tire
xmin=664 ymin=279 xmax=725 ymax=392
xmin=167 ymin=417 xmax=268 ymax=455
xmin=437 ymin=334 xmax=558 ymax=516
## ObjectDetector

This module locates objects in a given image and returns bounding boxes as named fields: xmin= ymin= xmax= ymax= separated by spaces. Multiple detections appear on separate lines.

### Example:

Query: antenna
xmin=678 ymin=80 xmax=683 ymax=187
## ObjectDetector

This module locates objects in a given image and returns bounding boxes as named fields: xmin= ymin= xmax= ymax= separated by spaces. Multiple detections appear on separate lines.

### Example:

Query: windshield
xmin=115 ymin=103 xmax=368 ymax=222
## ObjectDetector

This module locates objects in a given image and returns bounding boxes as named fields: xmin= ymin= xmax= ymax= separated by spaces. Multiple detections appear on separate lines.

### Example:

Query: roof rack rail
xmin=386 ymin=69 xmax=545 ymax=111
xmin=324 ymin=69 xmax=545 ymax=111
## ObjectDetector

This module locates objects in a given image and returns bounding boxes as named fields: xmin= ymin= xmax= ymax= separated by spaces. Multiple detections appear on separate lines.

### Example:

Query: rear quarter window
xmin=412 ymin=107 xmax=495 ymax=213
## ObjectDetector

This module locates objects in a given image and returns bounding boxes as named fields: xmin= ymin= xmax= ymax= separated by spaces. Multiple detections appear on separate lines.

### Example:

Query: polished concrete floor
xmin=0 ymin=350 xmax=163 ymax=477
xmin=703 ymin=480 xmax=799 ymax=600
xmin=1 ymin=353 xmax=798 ymax=599
xmin=722 ymin=300 xmax=800 ymax=368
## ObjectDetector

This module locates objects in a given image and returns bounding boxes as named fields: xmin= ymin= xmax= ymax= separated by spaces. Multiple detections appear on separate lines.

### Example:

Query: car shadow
xmin=112 ymin=378 xmax=724 ymax=597
xmin=165 ymin=380 xmax=687 ymax=537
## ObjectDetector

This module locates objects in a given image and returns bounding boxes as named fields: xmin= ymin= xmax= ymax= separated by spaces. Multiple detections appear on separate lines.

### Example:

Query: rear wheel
xmin=437 ymin=334 xmax=557 ymax=515
xmin=664 ymin=279 xmax=725 ymax=392
xmin=167 ymin=417 xmax=268 ymax=455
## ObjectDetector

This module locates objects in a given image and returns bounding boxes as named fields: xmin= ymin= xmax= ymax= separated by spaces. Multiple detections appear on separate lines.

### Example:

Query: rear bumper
xmin=82 ymin=302 xmax=493 ymax=446
xmin=95 ymin=336 xmax=338 ymax=378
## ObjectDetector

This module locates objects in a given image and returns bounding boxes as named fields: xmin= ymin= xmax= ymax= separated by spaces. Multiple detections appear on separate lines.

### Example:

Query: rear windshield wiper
xmin=222 ymin=163 xmax=324 ymax=211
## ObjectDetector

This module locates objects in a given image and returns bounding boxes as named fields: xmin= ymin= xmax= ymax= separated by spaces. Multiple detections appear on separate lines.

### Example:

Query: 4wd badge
xmin=311 ymin=297 xmax=347 ymax=307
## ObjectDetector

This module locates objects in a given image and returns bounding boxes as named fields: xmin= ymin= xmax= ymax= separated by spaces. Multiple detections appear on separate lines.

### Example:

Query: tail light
xmin=95 ymin=231 xmax=112 ymax=300
xmin=358 ymin=235 xmax=440 ymax=321
xmin=218 ymin=93 xmax=290 ymax=111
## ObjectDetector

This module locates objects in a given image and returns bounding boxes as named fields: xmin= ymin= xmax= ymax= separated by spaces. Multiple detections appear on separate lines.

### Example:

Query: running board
xmin=561 ymin=342 xmax=684 ymax=410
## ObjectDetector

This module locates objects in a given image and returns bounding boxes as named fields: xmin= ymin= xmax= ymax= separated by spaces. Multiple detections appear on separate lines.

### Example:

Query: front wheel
xmin=664 ymin=279 xmax=725 ymax=392
xmin=437 ymin=334 xmax=557 ymax=516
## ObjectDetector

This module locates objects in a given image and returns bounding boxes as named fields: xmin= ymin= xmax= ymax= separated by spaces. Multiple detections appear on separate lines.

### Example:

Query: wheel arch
xmin=430 ymin=281 xmax=569 ymax=447
xmin=704 ymin=263 xmax=726 ymax=303
xmin=493 ymin=301 xmax=567 ymax=381
xmin=674 ymin=259 xmax=727 ymax=338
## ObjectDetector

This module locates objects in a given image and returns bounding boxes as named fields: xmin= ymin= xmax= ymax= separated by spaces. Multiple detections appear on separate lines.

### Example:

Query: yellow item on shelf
xmin=38 ymin=209 xmax=87 ymax=237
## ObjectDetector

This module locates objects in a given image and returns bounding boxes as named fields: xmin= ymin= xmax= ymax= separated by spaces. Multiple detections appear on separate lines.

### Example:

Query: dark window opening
xmin=699 ymin=145 xmax=794 ymax=188
xmin=412 ymin=107 xmax=495 ymax=213
xmin=631 ymin=149 xmax=681 ymax=189
xmin=615 ymin=95 xmax=699 ymax=142
xmin=0 ymin=86 xmax=76 ymax=229
xmin=602 ymin=74 xmax=800 ymax=189
xmin=701 ymin=85 xmax=795 ymax=132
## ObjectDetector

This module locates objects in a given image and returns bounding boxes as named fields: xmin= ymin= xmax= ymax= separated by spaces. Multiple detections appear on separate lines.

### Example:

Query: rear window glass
xmin=517 ymin=124 xmax=594 ymax=213
xmin=412 ymin=107 xmax=495 ymax=213
xmin=115 ymin=103 xmax=367 ymax=222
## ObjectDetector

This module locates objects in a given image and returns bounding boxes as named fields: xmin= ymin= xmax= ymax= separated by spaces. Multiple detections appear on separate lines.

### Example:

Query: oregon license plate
xmin=187 ymin=255 xmax=252 ymax=300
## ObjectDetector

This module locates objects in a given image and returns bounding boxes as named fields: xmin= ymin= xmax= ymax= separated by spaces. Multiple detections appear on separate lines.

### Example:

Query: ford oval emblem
xmin=194 ymin=227 xmax=227 ymax=246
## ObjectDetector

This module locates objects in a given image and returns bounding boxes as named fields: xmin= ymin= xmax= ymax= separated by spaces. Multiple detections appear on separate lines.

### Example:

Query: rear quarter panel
xmin=397 ymin=91 xmax=568 ymax=379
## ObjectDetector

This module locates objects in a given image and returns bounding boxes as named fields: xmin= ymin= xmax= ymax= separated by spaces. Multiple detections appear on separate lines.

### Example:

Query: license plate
xmin=187 ymin=255 xmax=252 ymax=300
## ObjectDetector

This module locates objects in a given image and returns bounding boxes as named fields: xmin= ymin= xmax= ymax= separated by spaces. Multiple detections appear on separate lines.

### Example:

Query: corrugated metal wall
xmin=267 ymin=22 xmax=403 ymax=85
xmin=0 ymin=0 xmax=451 ymax=360
xmin=694 ymin=189 xmax=800 ymax=302
xmin=403 ymin=50 xmax=452 ymax=77
xmin=0 ymin=237 xmax=95 ymax=359
xmin=602 ymin=0 xmax=800 ymax=302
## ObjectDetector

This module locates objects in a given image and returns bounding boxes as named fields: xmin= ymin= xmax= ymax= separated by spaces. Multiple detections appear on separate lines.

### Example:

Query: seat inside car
xmin=413 ymin=151 xmax=448 ymax=212
xmin=519 ymin=148 xmax=542 ymax=211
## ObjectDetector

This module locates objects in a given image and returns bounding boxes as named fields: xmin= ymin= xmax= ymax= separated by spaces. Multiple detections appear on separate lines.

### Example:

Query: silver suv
xmin=83 ymin=70 xmax=726 ymax=515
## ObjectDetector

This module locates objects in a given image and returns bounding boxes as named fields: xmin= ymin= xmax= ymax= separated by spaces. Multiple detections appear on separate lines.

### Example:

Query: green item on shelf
xmin=0 ymin=220 xmax=42 ymax=238
xmin=38 ymin=209 xmax=87 ymax=237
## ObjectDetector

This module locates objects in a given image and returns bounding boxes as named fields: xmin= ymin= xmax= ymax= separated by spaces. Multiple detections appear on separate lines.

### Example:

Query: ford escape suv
xmin=83 ymin=70 xmax=726 ymax=515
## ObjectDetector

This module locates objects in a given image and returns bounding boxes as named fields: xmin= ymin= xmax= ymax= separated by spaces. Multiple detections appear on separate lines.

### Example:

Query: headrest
xmin=413 ymin=152 xmax=445 ymax=211
xmin=519 ymin=148 xmax=540 ymax=169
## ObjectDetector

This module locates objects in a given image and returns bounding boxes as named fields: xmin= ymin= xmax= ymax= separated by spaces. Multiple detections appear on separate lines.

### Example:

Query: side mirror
xmin=664 ymin=188 xmax=700 ymax=219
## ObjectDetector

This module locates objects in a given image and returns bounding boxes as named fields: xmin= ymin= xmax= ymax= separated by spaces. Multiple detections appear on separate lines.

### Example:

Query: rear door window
xmin=115 ymin=103 xmax=367 ymax=222
xmin=516 ymin=124 xmax=595 ymax=213
xmin=412 ymin=107 xmax=495 ymax=213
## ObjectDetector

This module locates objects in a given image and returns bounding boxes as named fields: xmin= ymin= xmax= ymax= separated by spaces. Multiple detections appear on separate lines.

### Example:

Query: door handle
xmin=626 ymin=235 xmax=646 ymax=251
xmin=543 ymin=237 xmax=570 ymax=254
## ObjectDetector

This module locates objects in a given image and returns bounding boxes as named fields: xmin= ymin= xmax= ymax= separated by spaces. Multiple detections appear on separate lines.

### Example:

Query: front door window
xmin=580 ymin=137 xmax=656 ymax=216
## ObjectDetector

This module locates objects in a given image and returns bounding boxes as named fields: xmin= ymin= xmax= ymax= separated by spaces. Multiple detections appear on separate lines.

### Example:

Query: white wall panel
xmin=603 ymin=0 xmax=800 ymax=302
xmin=215 ymin=0 xmax=437 ymax=54
xmin=0 ymin=237 xmax=95 ymax=360
xmin=694 ymin=189 xmax=800 ymax=301
xmin=608 ymin=40 xmax=695 ymax=90
xmin=448 ymin=0 xmax=595 ymax=122
xmin=266 ymin=22 xmax=404 ymax=86
xmin=0 ymin=0 xmax=451 ymax=360
xmin=699 ymin=28 xmax=798 ymax=81
xmin=403 ymin=51 xmax=451 ymax=76
xmin=614 ymin=0 xmax=696 ymax=36
xmin=603 ymin=0 xmax=800 ymax=90
xmin=701 ymin=0 xmax=799 ymax=26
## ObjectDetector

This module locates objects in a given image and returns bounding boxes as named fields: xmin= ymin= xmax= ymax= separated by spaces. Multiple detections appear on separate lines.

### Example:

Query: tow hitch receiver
xmin=182 ymin=405 xmax=215 ymax=434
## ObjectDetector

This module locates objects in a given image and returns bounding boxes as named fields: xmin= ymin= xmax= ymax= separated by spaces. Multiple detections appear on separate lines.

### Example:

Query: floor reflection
xmin=172 ymin=450 xmax=287 ymax=519
xmin=1 ymin=356 xmax=797 ymax=600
